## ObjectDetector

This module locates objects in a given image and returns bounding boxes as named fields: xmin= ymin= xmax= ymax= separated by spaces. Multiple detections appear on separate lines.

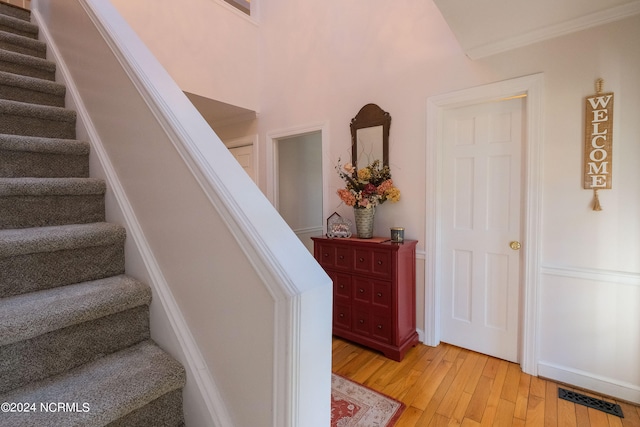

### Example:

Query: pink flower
xmin=377 ymin=179 xmax=393 ymax=195
xmin=337 ymin=189 xmax=356 ymax=206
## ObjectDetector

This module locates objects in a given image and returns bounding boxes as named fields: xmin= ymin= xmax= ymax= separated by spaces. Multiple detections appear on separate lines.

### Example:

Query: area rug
xmin=331 ymin=373 xmax=404 ymax=427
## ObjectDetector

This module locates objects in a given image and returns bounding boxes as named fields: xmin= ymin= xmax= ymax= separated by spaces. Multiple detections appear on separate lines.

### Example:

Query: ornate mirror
xmin=350 ymin=103 xmax=391 ymax=167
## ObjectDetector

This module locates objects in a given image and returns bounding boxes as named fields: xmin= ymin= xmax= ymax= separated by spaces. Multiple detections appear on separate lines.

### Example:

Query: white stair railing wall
xmin=31 ymin=0 xmax=333 ymax=426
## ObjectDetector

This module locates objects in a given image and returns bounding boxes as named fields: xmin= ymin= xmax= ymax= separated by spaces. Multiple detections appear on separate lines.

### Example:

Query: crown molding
xmin=467 ymin=1 xmax=640 ymax=59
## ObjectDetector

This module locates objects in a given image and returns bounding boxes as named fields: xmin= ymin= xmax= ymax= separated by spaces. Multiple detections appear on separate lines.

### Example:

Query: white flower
xmin=343 ymin=162 xmax=354 ymax=173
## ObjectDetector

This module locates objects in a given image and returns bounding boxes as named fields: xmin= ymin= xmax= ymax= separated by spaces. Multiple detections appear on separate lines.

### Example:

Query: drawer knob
xmin=323 ymin=253 xmax=329 ymax=257
xmin=359 ymin=288 xmax=364 ymax=293
xmin=359 ymin=257 xmax=364 ymax=262
xmin=339 ymin=313 xmax=344 ymax=318
xmin=377 ymin=260 xmax=383 ymax=265
xmin=377 ymin=324 xmax=383 ymax=329
xmin=359 ymin=319 xmax=364 ymax=324
xmin=377 ymin=292 xmax=383 ymax=297
xmin=339 ymin=284 xmax=344 ymax=289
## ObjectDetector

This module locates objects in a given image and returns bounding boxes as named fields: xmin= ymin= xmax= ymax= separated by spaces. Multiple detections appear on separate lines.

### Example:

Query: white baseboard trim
xmin=33 ymin=8 xmax=232 ymax=426
xmin=538 ymin=361 xmax=640 ymax=405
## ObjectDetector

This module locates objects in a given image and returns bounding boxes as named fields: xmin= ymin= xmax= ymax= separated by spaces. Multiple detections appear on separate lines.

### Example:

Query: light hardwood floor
xmin=332 ymin=337 xmax=640 ymax=427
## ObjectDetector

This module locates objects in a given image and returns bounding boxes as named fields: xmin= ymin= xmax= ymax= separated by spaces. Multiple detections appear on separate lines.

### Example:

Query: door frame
xmin=425 ymin=74 xmax=543 ymax=375
xmin=266 ymin=121 xmax=330 ymax=232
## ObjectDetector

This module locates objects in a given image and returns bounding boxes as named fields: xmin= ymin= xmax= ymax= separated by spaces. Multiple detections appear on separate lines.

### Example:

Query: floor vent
xmin=558 ymin=388 xmax=624 ymax=418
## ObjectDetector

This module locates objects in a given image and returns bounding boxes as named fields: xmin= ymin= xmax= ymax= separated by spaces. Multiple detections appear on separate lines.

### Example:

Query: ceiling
xmin=184 ymin=92 xmax=256 ymax=130
xmin=432 ymin=0 xmax=640 ymax=59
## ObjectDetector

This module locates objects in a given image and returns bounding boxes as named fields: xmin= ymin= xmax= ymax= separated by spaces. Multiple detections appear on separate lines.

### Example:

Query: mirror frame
xmin=350 ymin=103 xmax=391 ymax=167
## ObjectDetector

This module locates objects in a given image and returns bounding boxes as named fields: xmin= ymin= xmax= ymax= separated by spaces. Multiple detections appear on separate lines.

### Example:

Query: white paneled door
xmin=229 ymin=145 xmax=255 ymax=182
xmin=440 ymin=97 xmax=524 ymax=363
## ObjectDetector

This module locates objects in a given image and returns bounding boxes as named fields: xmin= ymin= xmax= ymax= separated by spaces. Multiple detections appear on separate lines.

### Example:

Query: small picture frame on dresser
xmin=326 ymin=212 xmax=352 ymax=238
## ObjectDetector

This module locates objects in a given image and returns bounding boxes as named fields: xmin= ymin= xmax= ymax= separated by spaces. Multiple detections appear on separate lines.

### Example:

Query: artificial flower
xmin=335 ymin=159 xmax=401 ymax=209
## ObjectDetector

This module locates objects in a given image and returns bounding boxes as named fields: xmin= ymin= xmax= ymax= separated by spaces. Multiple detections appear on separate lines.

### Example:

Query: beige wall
xmin=110 ymin=0 xmax=640 ymax=404
xmin=109 ymin=0 xmax=259 ymax=112
xmin=255 ymin=2 xmax=640 ymax=403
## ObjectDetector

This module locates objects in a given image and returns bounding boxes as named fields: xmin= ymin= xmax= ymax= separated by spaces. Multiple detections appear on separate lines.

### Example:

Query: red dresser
xmin=312 ymin=236 xmax=419 ymax=361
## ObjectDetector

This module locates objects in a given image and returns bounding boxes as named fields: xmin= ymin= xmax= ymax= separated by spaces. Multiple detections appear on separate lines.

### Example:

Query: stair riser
xmin=107 ymin=389 xmax=185 ymax=427
xmin=0 ymin=4 xmax=30 ymax=22
xmin=0 ymin=38 xmax=46 ymax=59
xmin=0 ymin=83 xmax=65 ymax=107
xmin=0 ymin=195 xmax=105 ymax=229
xmin=0 ymin=111 xmax=75 ymax=138
xmin=0 ymin=243 xmax=125 ymax=298
xmin=0 ymin=306 xmax=150 ymax=394
xmin=0 ymin=149 xmax=89 ymax=178
xmin=0 ymin=59 xmax=55 ymax=80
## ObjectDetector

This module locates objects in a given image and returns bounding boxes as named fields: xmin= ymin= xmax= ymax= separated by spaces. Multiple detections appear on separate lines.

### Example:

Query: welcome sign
xmin=584 ymin=84 xmax=613 ymax=190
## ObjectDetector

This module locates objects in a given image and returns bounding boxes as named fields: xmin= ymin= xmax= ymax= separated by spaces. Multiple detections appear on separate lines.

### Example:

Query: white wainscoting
xmin=538 ymin=265 xmax=640 ymax=404
xmin=294 ymin=226 xmax=323 ymax=254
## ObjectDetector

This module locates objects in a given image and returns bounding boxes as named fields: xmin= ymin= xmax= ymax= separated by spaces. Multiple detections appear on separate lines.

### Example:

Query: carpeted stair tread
xmin=0 ymin=177 xmax=105 ymax=196
xmin=0 ymin=134 xmax=90 ymax=178
xmin=0 ymin=222 xmax=125 ymax=258
xmin=0 ymin=98 xmax=76 ymax=139
xmin=0 ymin=133 xmax=89 ymax=155
xmin=0 ymin=3 xmax=30 ymax=22
xmin=0 ymin=177 xmax=106 ymax=228
xmin=0 ymin=98 xmax=75 ymax=122
xmin=0 ymin=275 xmax=150 ymax=346
xmin=0 ymin=12 xmax=38 ymax=39
xmin=0 ymin=222 xmax=125 ymax=297
xmin=0 ymin=48 xmax=55 ymax=81
xmin=0 ymin=70 xmax=65 ymax=106
xmin=0 ymin=340 xmax=186 ymax=427
xmin=0 ymin=29 xmax=46 ymax=58
xmin=0 ymin=305 xmax=150 ymax=395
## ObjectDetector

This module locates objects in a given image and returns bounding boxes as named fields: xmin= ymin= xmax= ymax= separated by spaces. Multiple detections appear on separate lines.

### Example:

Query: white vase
xmin=353 ymin=207 xmax=375 ymax=238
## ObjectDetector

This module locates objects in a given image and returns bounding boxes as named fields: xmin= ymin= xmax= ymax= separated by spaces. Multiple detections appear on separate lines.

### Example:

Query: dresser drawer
xmin=353 ymin=247 xmax=392 ymax=279
xmin=371 ymin=314 xmax=391 ymax=343
xmin=334 ymin=303 xmax=351 ymax=330
xmin=352 ymin=278 xmax=392 ymax=311
xmin=333 ymin=272 xmax=351 ymax=299
xmin=372 ymin=281 xmax=391 ymax=309
xmin=317 ymin=242 xmax=352 ymax=270
xmin=352 ymin=307 xmax=371 ymax=336
xmin=351 ymin=310 xmax=391 ymax=343
xmin=352 ymin=277 xmax=372 ymax=305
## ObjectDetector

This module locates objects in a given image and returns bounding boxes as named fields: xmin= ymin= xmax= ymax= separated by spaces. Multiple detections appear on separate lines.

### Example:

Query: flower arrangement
xmin=336 ymin=159 xmax=400 ymax=209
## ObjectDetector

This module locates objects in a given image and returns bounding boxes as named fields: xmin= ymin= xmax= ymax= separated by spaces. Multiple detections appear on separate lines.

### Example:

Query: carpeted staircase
xmin=0 ymin=3 xmax=186 ymax=426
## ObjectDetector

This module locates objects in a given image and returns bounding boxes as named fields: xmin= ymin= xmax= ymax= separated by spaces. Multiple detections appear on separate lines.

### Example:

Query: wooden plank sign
xmin=584 ymin=87 xmax=613 ymax=190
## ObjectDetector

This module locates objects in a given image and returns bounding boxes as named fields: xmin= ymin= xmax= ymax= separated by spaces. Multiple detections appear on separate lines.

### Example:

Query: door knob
xmin=509 ymin=241 xmax=521 ymax=250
